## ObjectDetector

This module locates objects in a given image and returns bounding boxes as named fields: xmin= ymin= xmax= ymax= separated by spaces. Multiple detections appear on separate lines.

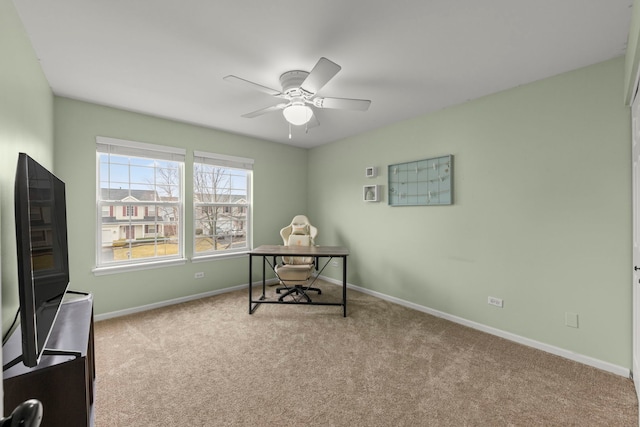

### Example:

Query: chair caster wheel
xmin=276 ymin=289 xmax=281 ymax=294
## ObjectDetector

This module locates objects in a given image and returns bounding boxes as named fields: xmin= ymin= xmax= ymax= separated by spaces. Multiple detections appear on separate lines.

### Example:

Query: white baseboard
xmin=634 ymin=356 xmax=640 ymax=408
xmin=318 ymin=275 xmax=631 ymax=378
xmin=95 ymin=275 xmax=630 ymax=378
xmin=94 ymin=279 xmax=278 ymax=321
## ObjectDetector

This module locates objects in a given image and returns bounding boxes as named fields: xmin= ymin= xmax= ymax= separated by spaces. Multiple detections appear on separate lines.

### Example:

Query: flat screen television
xmin=13 ymin=153 xmax=70 ymax=368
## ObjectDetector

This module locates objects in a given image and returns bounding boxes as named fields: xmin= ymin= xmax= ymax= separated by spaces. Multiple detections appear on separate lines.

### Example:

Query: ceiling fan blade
xmin=300 ymin=57 xmax=341 ymax=95
xmin=241 ymin=103 xmax=287 ymax=118
xmin=224 ymin=75 xmax=282 ymax=97
xmin=314 ymin=97 xmax=371 ymax=111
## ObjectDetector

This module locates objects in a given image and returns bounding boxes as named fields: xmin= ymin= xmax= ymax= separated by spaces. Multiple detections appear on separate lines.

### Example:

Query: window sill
xmin=191 ymin=251 xmax=249 ymax=263
xmin=92 ymin=258 xmax=187 ymax=276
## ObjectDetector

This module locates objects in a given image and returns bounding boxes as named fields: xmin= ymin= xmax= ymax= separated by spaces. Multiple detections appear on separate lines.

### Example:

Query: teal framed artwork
xmin=388 ymin=155 xmax=453 ymax=206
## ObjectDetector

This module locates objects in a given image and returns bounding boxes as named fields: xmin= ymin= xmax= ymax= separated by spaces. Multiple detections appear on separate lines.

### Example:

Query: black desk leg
xmin=343 ymin=256 xmax=347 ymax=317
xmin=262 ymin=256 xmax=266 ymax=297
xmin=249 ymin=254 xmax=253 ymax=314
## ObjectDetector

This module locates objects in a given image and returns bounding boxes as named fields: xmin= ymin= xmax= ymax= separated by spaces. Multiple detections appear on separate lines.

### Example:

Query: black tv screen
xmin=14 ymin=153 xmax=70 ymax=368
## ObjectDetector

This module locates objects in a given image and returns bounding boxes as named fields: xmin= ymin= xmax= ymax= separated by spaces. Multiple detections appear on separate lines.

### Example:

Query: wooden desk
xmin=248 ymin=245 xmax=349 ymax=317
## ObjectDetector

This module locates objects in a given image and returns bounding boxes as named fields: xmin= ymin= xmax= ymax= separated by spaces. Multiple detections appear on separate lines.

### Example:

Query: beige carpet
xmin=94 ymin=281 xmax=638 ymax=426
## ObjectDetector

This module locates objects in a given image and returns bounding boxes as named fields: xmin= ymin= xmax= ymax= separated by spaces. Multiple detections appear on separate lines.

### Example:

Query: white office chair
xmin=274 ymin=215 xmax=320 ymax=301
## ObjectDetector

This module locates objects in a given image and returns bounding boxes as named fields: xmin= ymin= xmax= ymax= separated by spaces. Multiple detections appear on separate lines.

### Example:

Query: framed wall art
xmin=388 ymin=155 xmax=453 ymax=206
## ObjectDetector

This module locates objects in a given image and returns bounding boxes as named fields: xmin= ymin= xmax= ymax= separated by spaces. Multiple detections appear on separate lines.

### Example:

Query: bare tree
xmin=150 ymin=164 xmax=181 ymax=241
xmin=193 ymin=164 xmax=233 ymax=251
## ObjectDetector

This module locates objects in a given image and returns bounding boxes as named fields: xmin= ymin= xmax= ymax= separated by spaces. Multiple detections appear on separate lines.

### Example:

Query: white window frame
xmin=193 ymin=151 xmax=253 ymax=260
xmin=94 ymin=137 xmax=186 ymax=274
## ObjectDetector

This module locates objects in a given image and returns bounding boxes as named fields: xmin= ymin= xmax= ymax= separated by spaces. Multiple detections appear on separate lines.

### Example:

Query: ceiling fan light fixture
xmin=225 ymin=58 xmax=370 ymax=136
xmin=283 ymin=104 xmax=313 ymax=126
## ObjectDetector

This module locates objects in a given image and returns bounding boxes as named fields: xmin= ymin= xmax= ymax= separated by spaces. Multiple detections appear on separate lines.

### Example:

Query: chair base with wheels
xmin=276 ymin=285 xmax=322 ymax=302
xmin=275 ymin=261 xmax=321 ymax=301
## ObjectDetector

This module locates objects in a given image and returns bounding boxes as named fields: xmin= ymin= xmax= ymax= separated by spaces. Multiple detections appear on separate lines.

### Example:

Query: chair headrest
xmin=291 ymin=224 xmax=309 ymax=235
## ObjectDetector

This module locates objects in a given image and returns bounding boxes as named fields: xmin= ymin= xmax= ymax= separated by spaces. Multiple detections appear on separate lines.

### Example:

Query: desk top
xmin=249 ymin=245 xmax=349 ymax=257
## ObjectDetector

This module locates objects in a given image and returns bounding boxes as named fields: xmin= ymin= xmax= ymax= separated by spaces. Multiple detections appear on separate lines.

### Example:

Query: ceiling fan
xmin=224 ymin=57 xmax=371 ymax=133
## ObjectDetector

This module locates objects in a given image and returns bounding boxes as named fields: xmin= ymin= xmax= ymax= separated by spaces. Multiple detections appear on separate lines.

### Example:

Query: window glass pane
xmin=129 ymin=157 xmax=150 ymax=166
xmin=193 ymin=158 xmax=251 ymax=257
xmin=108 ymin=166 xmax=130 ymax=188
xmin=129 ymin=165 xmax=155 ymax=186
xmin=157 ymin=184 xmax=180 ymax=199
xmin=97 ymin=143 xmax=183 ymax=268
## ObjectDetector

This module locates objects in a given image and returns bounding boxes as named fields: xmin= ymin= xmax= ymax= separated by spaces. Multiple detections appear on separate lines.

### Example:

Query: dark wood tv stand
xmin=2 ymin=293 xmax=95 ymax=427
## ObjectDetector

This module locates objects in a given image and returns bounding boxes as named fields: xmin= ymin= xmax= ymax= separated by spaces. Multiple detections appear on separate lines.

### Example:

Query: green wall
xmin=309 ymin=57 xmax=632 ymax=368
xmin=0 ymin=0 xmax=54 ymax=329
xmin=54 ymin=98 xmax=307 ymax=315
xmin=1 ymin=0 xmax=635 ymax=372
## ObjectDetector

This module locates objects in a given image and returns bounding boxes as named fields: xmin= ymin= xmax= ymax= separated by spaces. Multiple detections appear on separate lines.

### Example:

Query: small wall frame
xmin=363 ymin=185 xmax=379 ymax=202
xmin=388 ymin=155 xmax=453 ymax=206
xmin=365 ymin=166 xmax=377 ymax=178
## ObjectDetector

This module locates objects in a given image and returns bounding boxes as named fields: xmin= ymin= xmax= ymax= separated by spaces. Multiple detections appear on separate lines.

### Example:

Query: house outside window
xmin=95 ymin=137 xmax=186 ymax=271
xmin=193 ymin=151 xmax=253 ymax=258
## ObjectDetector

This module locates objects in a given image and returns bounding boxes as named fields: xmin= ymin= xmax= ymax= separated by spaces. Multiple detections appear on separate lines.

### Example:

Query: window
xmin=125 ymin=206 xmax=137 ymax=217
xmin=96 ymin=137 xmax=186 ymax=271
xmin=102 ymin=206 xmax=112 ymax=217
xmin=193 ymin=151 xmax=253 ymax=258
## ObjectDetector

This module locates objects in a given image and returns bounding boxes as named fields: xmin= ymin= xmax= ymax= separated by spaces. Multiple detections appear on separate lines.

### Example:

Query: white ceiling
xmin=12 ymin=0 xmax=633 ymax=148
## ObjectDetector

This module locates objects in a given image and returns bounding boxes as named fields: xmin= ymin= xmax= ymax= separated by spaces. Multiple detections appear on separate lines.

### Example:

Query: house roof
xmin=101 ymin=189 xmax=246 ymax=204
xmin=101 ymin=188 xmax=159 ymax=202
xmin=194 ymin=193 xmax=247 ymax=204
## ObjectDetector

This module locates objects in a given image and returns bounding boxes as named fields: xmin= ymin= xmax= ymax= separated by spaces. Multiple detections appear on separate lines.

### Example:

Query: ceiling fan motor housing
xmin=280 ymin=70 xmax=310 ymax=97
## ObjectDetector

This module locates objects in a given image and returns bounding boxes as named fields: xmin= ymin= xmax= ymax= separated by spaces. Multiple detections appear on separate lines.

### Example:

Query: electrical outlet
xmin=195 ymin=272 xmax=205 ymax=279
xmin=488 ymin=296 xmax=503 ymax=308
xmin=331 ymin=260 xmax=339 ymax=268
xmin=565 ymin=312 xmax=579 ymax=328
